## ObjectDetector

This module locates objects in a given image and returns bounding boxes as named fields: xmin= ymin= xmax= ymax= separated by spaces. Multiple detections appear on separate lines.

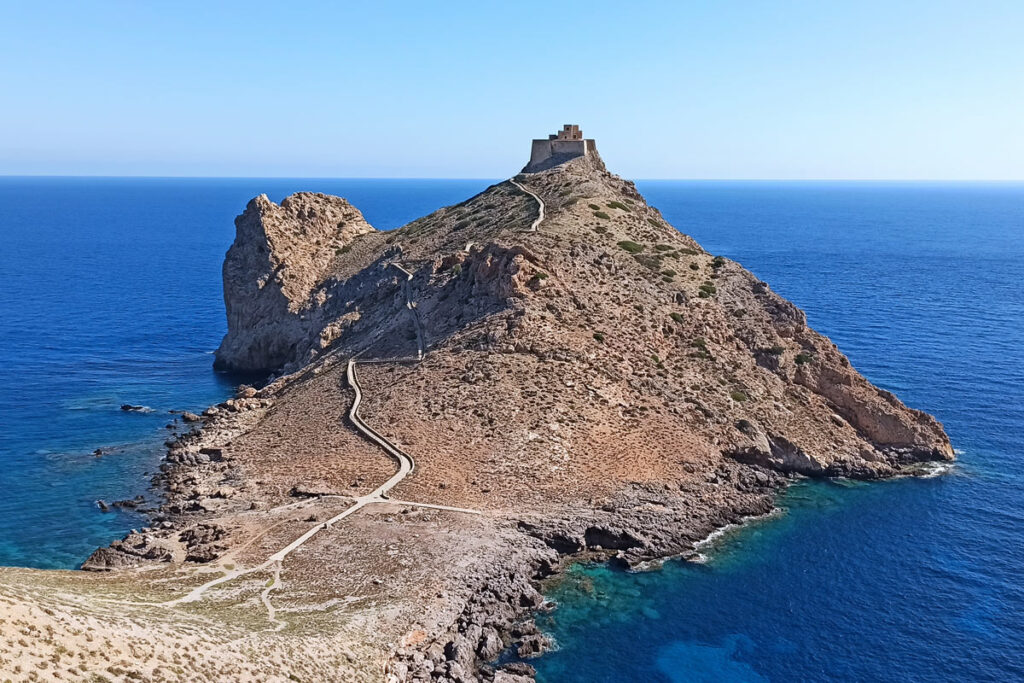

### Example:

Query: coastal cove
xmin=528 ymin=181 xmax=1024 ymax=682
xmin=1 ymin=178 xmax=1022 ymax=681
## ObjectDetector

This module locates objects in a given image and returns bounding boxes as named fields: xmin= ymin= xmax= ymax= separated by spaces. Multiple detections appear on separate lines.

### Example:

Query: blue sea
xmin=1 ymin=178 xmax=1022 ymax=681
xmin=0 ymin=177 xmax=489 ymax=568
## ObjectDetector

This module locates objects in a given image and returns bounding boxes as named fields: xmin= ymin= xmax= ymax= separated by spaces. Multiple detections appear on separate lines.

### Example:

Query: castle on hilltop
xmin=525 ymin=124 xmax=597 ymax=172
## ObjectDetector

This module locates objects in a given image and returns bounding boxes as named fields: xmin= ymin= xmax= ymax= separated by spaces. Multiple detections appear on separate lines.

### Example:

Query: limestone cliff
xmin=214 ymin=192 xmax=376 ymax=372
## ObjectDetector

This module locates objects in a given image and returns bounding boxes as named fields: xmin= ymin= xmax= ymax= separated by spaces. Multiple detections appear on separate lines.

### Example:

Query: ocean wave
xmin=914 ymin=461 xmax=958 ymax=478
xmin=688 ymin=507 xmax=786 ymax=564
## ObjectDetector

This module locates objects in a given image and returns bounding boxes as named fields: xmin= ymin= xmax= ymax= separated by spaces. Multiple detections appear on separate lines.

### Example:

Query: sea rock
xmin=214 ymin=192 xmax=376 ymax=372
xmin=476 ymin=628 xmax=503 ymax=660
xmin=81 ymin=532 xmax=172 ymax=571
xmin=515 ymin=634 xmax=549 ymax=658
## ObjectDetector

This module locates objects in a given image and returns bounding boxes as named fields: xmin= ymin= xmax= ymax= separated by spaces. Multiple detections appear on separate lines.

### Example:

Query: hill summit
xmin=215 ymin=126 xmax=951 ymax=480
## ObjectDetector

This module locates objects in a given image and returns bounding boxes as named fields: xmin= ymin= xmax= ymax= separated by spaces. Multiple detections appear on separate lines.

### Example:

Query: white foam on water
xmin=688 ymin=507 xmax=785 ymax=563
xmin=916 ymin=461 xmax=957 ymax=478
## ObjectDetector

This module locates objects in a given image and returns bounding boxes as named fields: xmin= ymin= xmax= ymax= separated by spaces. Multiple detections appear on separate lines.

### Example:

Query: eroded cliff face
xmin=214 ymin=192 xmax=377 ymax=372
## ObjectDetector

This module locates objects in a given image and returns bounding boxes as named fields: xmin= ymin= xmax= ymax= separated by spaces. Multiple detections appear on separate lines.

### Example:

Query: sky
xmin=1 ymin=1 xmax=1022 ymax=179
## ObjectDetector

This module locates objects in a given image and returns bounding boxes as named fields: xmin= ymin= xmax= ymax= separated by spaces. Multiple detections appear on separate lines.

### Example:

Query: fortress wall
xmin=550 ymin=139 xmax=587 ymax=157
xmin=530 ymin=140 xmax=553 ymax=165
xmin=525 ymin=133 xmax=592 ymax=172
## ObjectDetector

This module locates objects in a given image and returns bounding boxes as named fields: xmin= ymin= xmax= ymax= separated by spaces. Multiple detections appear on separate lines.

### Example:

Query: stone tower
xmin=524 ymin=124 xmax=597 ymax=172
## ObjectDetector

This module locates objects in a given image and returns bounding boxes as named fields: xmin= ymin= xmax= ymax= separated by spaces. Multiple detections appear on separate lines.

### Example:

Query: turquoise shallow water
xmin=1 ymin=179 xmax=1022 ymax=681
xmin=529 ymin=181 xmax=1024 ymax=682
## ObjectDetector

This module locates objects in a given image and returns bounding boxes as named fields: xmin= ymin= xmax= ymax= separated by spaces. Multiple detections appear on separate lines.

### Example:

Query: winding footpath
xmin=156 ymin=261 xmax=478 ymax=626
xmin=143 ymin=180 xmax=541 ymax=625
xmin=510 ymin=178 xmax=544 ymax=231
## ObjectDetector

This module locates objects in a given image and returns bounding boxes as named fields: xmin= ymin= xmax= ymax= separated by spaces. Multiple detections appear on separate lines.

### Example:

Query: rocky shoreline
xmin=387 ymin=452 xmax=959 ymax=682
xmin=81 ymin=367 xmax=931 ymax=683
xmin=135 ymin=388 xmax=937 ymax=683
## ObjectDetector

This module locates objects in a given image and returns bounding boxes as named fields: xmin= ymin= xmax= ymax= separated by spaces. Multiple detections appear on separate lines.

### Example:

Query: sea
xmin=1 ymin=177 xmax=1022 ymax=681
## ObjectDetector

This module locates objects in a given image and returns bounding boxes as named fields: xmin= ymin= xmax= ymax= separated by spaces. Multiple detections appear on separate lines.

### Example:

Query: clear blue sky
xmin=2 ymin=1 xmax=1022 ymax=179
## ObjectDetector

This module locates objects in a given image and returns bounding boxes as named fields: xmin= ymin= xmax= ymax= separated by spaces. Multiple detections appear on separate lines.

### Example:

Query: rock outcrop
xmin=214 ymin=192 xmax=376 ymax=372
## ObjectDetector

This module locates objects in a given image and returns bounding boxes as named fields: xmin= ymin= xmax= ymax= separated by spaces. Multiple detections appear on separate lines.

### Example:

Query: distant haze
xmin=2 ymin=1 xmax=1022 ymax=179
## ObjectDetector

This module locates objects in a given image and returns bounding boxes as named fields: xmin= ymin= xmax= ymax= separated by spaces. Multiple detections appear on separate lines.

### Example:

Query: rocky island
xmin=0 ymin=126 xmax=952 ymax=682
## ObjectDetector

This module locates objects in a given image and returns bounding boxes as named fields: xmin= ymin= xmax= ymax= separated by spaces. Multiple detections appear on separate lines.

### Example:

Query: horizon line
xmin=3 ymin=174 xmax=1024 ymax=183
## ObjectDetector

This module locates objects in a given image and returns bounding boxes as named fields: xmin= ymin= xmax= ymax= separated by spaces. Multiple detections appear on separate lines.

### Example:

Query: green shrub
xmin=533 ymin=271 xmax=549 ymax=280
xmin=593 ymin=225 xmax=607 ymax=234
xmin=607 ymin=200 xmax=630 ymax=212
xmin=662 ymin=275 xmax=675 ymax=283
xmin=699 ymin=281 xmax=717 ymax=296
xmin=593 ymin=332 xmax=605 ymax=343
xmin=690 ymin=337 xmax=711 ymax=359
xmin=670 ymin=312 xmax=684 ymax=323
xmin=795 ymin=352 xmax=814 ymax=365
xmin=588 ymin=203 xmax=601 ymax=210
xmin=451 ymin=263 xmax=462 ymax=275
xmin=661 ymin=269 xmax=677 ymax=277
xmin=634 ymin=254 xmax=663 ymax=272
xmin=698 ymin=290 xmax=711 ymax=298
xmin=617 ymin=240 xmax=645 ymax=253
xmin=647 ymin=218 xmax=663 ymax=228
xmin=712 ymin=256 xmax=727 ymax=269
xmin=730 ymin=390 xmax=748 ymax=402
xmin=594 ymin=211 xmax=611 ymax=220
xmin=736 ymin=419 xmax=753 ymax=433
xmin=678 ymin=248 xmax=699 ymax=256
xmin=454 ymin=219 xmax=471 ymax=230
xmin=623 ymin=198 xmax=635 ymax=205
xmin=689 ymin=262 xmax=700 ymax=271
xmin=334 ymin=244 xmax=352 ymax=256
xmin=655 ymin=244 xmax=673 ymax=252
xmin=766 ymin=344 xmax=784 ymax=355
